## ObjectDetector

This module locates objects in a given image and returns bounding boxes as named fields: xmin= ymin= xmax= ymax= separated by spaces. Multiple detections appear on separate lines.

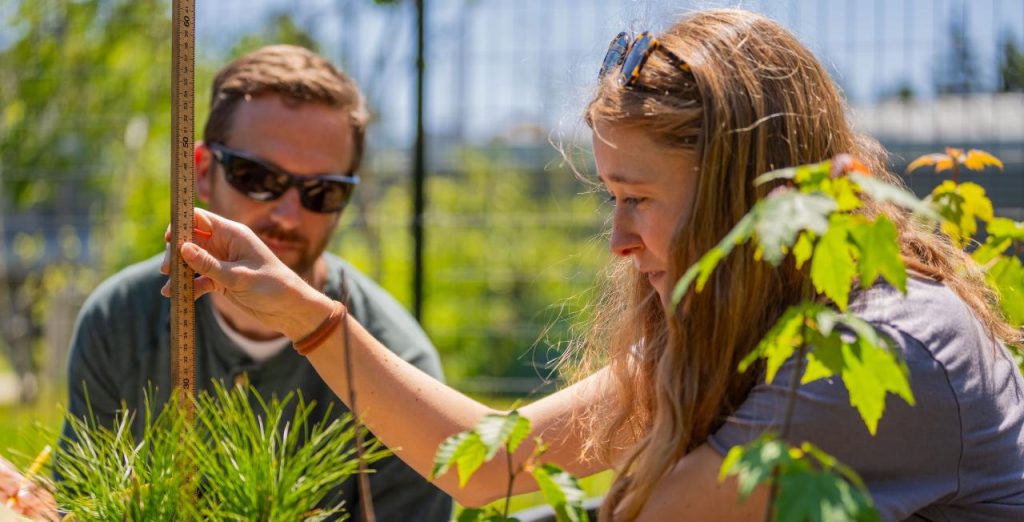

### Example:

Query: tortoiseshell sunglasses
xmin=598 ymin=31 xmax=691 ymax=87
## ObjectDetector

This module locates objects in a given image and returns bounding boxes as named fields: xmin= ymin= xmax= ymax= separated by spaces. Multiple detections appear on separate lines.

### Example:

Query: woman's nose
xmin=609 ymin=213 xmax=642 ymax=257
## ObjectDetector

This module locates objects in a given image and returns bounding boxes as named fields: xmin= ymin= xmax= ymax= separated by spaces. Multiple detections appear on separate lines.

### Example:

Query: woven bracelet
xmin=293 ymin=300 xmax=347 ymax=356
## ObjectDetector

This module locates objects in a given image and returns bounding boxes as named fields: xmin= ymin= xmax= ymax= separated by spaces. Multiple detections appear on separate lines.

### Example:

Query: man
xmin=1 ymin=45 xmax=451 ymax=521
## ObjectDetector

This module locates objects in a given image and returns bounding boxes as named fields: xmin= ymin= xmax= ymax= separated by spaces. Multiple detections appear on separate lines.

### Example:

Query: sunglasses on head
xmin=207 ymin=143 xmax=359 ymax=214
xmin=598 ymin=31 xmax=691 ymax=87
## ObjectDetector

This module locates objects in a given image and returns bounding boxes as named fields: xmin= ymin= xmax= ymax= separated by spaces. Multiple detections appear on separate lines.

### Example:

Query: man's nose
xmin=270 ymin=186 xmax=303 ymax=225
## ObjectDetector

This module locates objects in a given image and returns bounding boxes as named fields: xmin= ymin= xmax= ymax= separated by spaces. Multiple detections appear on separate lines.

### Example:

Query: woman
xmin=166 ymin=9 xmax=1024 ymax=521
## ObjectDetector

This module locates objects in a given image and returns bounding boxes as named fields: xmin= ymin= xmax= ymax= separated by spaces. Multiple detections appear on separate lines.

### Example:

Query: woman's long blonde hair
xmin=575 ymin=9 xmax=1019 ymax=520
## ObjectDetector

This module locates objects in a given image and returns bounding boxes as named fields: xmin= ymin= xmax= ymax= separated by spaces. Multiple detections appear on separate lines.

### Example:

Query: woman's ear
xmin=195 ymin=141 xmax=213 ymax=203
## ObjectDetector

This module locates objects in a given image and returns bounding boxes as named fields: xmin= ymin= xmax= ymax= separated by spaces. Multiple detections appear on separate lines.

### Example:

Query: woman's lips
xmin=647 ymin=271 xmax=666 ymax=285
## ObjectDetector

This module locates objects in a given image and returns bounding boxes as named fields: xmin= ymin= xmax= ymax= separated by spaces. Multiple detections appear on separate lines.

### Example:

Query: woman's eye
xmin=604 ymin=194 xmax=645 ymax=207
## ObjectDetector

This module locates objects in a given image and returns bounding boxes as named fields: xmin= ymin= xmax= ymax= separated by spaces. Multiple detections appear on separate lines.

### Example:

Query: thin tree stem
xmin=340 ymin=271 xmax=375 ymax=522
xmin=764 ymin=319 xmax=810 ymax=522
xmin=504 ymin=445 xmax=515 ymax=519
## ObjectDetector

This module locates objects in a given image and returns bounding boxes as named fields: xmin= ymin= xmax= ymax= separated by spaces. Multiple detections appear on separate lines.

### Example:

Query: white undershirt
xmin=210 ymin=305 xmax=291 ymax=362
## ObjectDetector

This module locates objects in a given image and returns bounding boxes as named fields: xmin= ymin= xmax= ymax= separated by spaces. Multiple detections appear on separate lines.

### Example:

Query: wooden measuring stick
xmin=170 ymin=0 xmax=196 ymax=420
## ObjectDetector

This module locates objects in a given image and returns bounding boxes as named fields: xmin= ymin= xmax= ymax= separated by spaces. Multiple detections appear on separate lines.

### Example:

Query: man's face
xmin=196 ymin=95 xmax=355 ymax=279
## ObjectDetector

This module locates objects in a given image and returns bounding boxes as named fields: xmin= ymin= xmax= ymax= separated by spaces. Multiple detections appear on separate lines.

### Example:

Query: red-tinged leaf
xmin=846 ymin=159 xmax=870 ymax=176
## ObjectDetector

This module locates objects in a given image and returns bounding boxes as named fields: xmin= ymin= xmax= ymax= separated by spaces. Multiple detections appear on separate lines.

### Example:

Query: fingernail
xmin=181 ymin=243 xmax=198 ymax=260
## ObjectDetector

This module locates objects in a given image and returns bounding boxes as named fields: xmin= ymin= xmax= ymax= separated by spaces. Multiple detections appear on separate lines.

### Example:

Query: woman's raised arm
xmin=162 ymin=208 xmax=611 ymax=506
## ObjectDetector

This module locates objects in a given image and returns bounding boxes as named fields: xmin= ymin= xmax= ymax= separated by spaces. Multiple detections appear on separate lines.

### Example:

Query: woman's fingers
xmin=180 ymin=242 xmax=228 ymax=285
xmin=193 ymin=276 xmax=220 ymax=300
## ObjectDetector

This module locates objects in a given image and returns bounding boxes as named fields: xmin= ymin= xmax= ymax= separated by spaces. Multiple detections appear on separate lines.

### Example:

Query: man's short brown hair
xmin=204 ymin=44 xmax=369 ymax=171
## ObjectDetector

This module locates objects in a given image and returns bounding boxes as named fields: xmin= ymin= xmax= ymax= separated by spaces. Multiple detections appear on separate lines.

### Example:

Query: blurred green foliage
xmin=0 ymin=0 xmax=606 ymax=395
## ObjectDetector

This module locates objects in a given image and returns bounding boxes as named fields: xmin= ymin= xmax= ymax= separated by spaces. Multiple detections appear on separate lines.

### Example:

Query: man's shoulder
xmin=320 ymin=253 xmax=445 ymax=379
xmin=321 ymin=253 xmax=402 ymax=308
xmin=79 ymin=254 xmax=167 ymax=322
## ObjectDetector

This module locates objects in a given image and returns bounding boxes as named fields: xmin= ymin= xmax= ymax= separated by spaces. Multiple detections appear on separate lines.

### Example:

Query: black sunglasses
xmin=207 ymin=143 xmax=360 ymax=214
xmin=598 ymin=31 xmax=691 ymax=87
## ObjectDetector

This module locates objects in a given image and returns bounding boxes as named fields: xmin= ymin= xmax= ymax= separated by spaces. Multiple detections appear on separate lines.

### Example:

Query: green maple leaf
xmin=989 ymin=256 xmax=1024 ymax=328
xmin=840 ymin=336 xmax=915 ymax=435
xmin=792 ymin=232 xmax=815 ymax=269
xmin=986 ymin=217 xmax=1024 ymax=242
xmin=672 ymin=212 xmax=756 ymax=306
xmin=719 ymin=435 xmax=790 ymax=499
xmin=475 ymin=411 xmax=531 ymax=460
xmin=531 ymin=464 xmax=589 ymax=522
xmin=431 ymin=431 xmax=488 ymax=487
xmin=774 ymin=460 xmax=879 ymax=522
xmin=755 ymin=191 xmax=837 ymax=266
xmin=929 ymin=180 xmax=994 ymax=246
xmin=972 ymin=237 xmax=1013 ymax=265
xmin=810 ymin=217 xmax=857 ymax=310
xmin=801 ymin=331 xmax=844 ymax=384
xmin=849 ymin=173 xmax=939 ymax=221
xmin=849 ymin=216 xmax=907 ymax=292
xmin=740 ymin=304 xmax=813 ymax=383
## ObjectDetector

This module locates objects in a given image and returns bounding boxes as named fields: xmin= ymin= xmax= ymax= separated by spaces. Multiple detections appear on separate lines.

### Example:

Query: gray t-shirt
xmin=709 ymin=276 xmax=1024 ymax=521
xmin=62 ymin=253 xmax=451 ymax=522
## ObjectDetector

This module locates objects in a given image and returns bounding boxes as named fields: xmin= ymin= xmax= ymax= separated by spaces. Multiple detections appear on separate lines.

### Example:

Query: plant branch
xmin=764 ymin=315 xmax=810 ymax=522
xmin=504 ymin=444 xmax=515 ymax=519
xmin=340 ymin=271 xmax=375 ymax=522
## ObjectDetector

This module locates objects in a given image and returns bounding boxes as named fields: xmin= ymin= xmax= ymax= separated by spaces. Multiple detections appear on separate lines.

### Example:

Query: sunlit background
xmin=1 ymin=0 xmax=1022 ymax=481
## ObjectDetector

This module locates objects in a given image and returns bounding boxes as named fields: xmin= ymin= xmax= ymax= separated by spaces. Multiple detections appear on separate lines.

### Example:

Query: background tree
xmin=999 ymin=34 xmax=1024 ymax=92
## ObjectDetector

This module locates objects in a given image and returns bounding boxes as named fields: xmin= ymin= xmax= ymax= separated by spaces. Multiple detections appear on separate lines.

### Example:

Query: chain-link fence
xmin=2 ymin=0 xmax=1022 ymax=401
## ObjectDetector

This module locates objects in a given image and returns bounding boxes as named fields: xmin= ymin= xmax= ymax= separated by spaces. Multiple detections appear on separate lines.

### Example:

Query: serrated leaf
xmin=672 ymin=212 xmax=756 ymax=306
xmin=454 ymin=435 xmax=488 ymax=488
xmin=742 ymin=305 xmax=809 ymax=382
xmin=850 ymin=173 xmax=940 ymax=221
xmin=972 ymin=237 xmax=1012 ymax=265
xmin=457 ymin=508 xmax=487 ymax=522
xmin=849 ymin=216 xmax=907 ymax=292
xmin=794 ymin=161 xmax=833 ymax=190
xmin=774 ymin=461 xmax=879 ymax=522
xmin=930 ymin=181 xmax=993 ymax=245
xmin=432 ymin=431 xmax=471 ymax=479
xmin=475 ymin=411 xmax=531 ymax=460
xmin=989 ymin=256 xmax=1024 ymax=328
xmin=801 ymin=332 xmax=844 ymax=384
xmin=986 ymin=217 xmax=1024 ymax=241
xmin=755 ymin=191 xmax=836 ymax=266
xmin=831 ymin=177 xmax=863 ymax=211
xmin=810 ymin=217 xmax=856 ymax=310
xmin=431 ymin=431 xmax=488 ymax=487
xmin=963 ymin=149 xmax=1004 ymax=172
xmin=754 ymin=166 xmax=798 ymax=185
xmin=840 ymin=337 xmax=915 ymax=435
xmin=792 ymin=232 xmax=814 ymax=269
xmin=718 ymin=435 xmax=790 ymax=499
xmin=531 ymin=464 xmax=588 ymax=522
xmin=906 ymin=153 xmax=946 ymax=174
xmin=959 ymin=182 xmax=994 ymax=222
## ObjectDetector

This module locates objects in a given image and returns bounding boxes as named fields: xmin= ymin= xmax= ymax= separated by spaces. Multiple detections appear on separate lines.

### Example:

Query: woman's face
xmin=592 ymin=123 xmax=699 ymax=303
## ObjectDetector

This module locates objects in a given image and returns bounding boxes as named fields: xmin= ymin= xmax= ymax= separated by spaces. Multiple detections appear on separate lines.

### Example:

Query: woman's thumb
xmin=180 ymin=242 xmax=226 ymax=282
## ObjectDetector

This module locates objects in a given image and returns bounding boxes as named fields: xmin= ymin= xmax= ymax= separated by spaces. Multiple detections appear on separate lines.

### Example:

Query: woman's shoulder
xmin=848 ymin=275 xmax=1000 ymax=364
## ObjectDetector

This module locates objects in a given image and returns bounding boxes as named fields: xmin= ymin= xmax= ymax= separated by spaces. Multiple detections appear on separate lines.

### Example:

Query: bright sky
xmin=10 ymin=0 xmax=1013 ymax=147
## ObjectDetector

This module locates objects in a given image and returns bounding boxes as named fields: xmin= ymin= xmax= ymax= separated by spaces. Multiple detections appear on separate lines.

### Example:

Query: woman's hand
xmin=160 ymin=208 xmax=334 ymax=340
xmin=0 ymin=455 xmax=57 ymax=521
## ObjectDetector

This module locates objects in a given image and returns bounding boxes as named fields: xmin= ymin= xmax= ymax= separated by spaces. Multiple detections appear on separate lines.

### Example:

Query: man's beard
xmin=251 ymin=222 xmax=325 ymax=279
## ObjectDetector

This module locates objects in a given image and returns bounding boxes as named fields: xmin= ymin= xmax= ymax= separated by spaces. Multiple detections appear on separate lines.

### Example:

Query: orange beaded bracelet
xmin=293 ymin=300 xmax=347 ymax=356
